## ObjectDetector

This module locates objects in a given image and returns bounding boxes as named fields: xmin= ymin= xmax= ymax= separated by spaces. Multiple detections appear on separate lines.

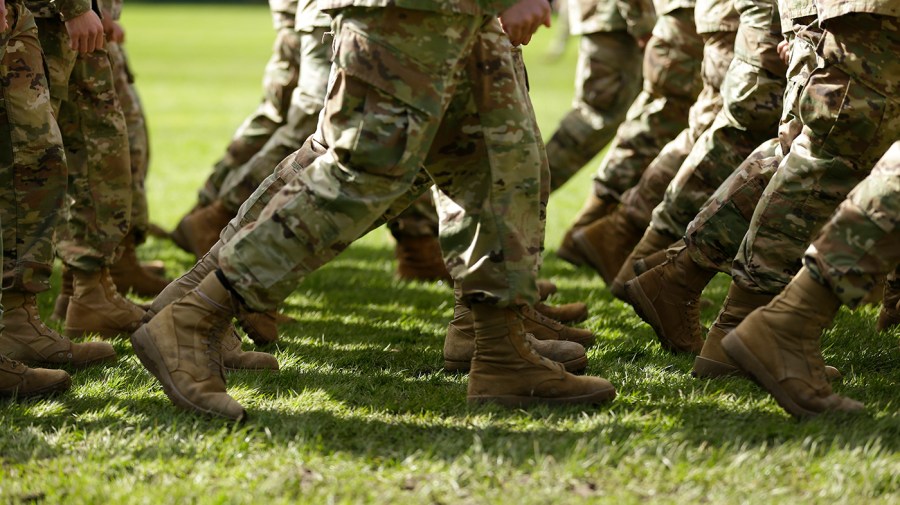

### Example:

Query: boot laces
xmin=24 ymin=295 xmax=63 ymax=341
xmin=0 ymin=353 xmax=25 ymax=370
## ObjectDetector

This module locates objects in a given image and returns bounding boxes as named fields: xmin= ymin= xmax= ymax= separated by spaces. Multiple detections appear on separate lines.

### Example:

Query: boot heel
xmin=691 ymin=355 xmax=742 ymax=379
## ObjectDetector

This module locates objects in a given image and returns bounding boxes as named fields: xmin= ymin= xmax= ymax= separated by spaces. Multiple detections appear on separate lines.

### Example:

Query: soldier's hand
xmin=0 ymin=0 xmax=9 ymax=33
xmin=777 ymin=39 xmax=790 ymax=66
xmin=65 ymin=11 xmax=105 ymax=53
xmin=500 ymin=0 xmax=552 ymax=46
xmin=106 ymin=20 xmax=125 ymax=44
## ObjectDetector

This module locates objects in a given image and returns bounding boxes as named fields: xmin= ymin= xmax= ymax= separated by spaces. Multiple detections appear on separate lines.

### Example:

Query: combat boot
xmin=534 ymin=301 xmax=588 ymax=324
xmin=521 ymin=304 xmax=596 ymax=347
xmin=876 ymin=280 xmax=900 ymax=332
xmin=0 ymin=355 xmax=71 ymax=398
xmin=571 ymin=208 xmax=644 ymax=284
xmin=632 ymin=248 xmax=669 ymax=277
xmin=0 ymin=291 xmax=116 ymax=367
xmin=623 ymin=247 xmax=716 ymax=354
xmin=443 ymin=296 xmax=588 ymax=373
xmin=394 ymin=234 xmax=451 ymax=282
xmin=722 ymin=268 xmax=864 ymax=418
xmin=179 ymin=200 xmax=233 ymax=258
xmin=51 ymin=266 xmax=74 ymax=322
xmin=131 ymin=272 xmax=246 ymax=421
xmin=222 ymin=328 xmax=278 ymax=371
xmin=610 ymin=230 xmax=674 ymax=301
xmin=536 ymin=280 xmax=557 ymax=301
xmin=110 ymin=233 xmax=170 ymax=297
xmin=557 ymin=193 xmax=617 ymax=267
xmin=467 ymin=303 xmax=616 ymax=407
xmin=65 ymin=267 xmax=146 ymax=339
xmin=170 ymin=202 xmax=203 ymax=254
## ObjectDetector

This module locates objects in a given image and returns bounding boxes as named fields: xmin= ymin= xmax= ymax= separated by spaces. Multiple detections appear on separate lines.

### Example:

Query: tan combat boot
xmin=0 ymin=291 xmax=116 ymax=367
xmin=0 ymin=354 xmax=71 ymax=397
xmin=722 ymin=268 xmax=864 ymax=418
xmin=51 ymin=266 xmax=74 ymax=322
xmin=623 ymin=246 xmax=716 ymax=354
xmin=632 ymin=248 xmax=669 ymax=277
xmin=557 ymin=193 xmax=618 ymax=267
xmin=467 ymin=303 xmax=616 ymax=407
xmin=170 ymin=203 xmax=203 ymax=254
xmin=131 ymin=272 xmax=246 ymax=421
xmin=571 ymin=208 xmax=645 ymax=284
xmin=443 ymin=297 xmax=588 ymax=373
xmin=536 ymin=279 xmax=557 ymax=301
xmin=65 ymin=267 xmax=146 ymax=339
xmin=521 ymin=304 xmax=596 ymax=347
xmin=534 ymin=301 xmax=588 ymax=324
xmin=609 ymin=230 xmax=675 ymax=301
xmin=394 ymin=234 xmax=451 ymax=282
xmin=876 ymin=280 xmax=900 ymax=332
xmin=178 ymin=200 xmax=233 ymax=258
xmin=110 ymin=233 xmax=170 ymax=297
xmin=222 ymin=328 xmax=279 ymax=371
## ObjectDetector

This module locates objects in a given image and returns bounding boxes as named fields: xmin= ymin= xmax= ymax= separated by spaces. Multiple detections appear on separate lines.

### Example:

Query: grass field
xmin=2 ymin=4 xmax=899 ymax=503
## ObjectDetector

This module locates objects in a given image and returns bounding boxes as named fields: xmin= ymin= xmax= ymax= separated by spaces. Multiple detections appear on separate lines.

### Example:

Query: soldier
xmin=559 ymin=0 xmax=739 ymax=286
xmin=723 ymin=142 xmax=900 ymax=417
xmin=544 ymin=0 xmax=655 ymax=191
xmin=624 ymin=0 xmax=900 ymax=363
xmin=134 ymin=0 xmax=617 ymax=420
xmin=0 ymin=0 xmax=116 ymax=373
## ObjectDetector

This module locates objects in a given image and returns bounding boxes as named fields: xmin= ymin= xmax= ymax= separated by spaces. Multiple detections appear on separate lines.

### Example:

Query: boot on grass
xmin=557 ymin=193 xmax=618 ymax=267
xmin=0 ymin=354 xmax=71 ymax=398
xmin=534 ymin=301 xmax=588 ymax=324
xmin=610 ymin=230 xmax=675 ymax=301
xmin=110 ymin=232 xmax=169 ymax=297
xmin=521 ymin=304 xmax=595 ymax=347
xmin=571 ymin=208 xmax=644 ymax=285
xmin=536 ymin=280 xmax=557 ymax=301
xmin=65 ymin=267 xmax=146 ymax=339
xmin=623 ymin=246 xmax=716 ymax=354
xmin=176 ymin=200 xmax=233 ymax=258
xmin=394 ymin=233 xmax=451 ymax=282
xmin=467 ymin=303 xmax=615 ymax=407
xmin=0 ymin=291 xmax=116 ymax=367
xmin=222 ymin=329 xmax=278 ymax=371
xmin=876 ymin=280 xmax=900 ymax=332
xmin=722 ymin=268 xmax=864 ymax=418
xmin=131 ymin=271 xmax=246 ymax=421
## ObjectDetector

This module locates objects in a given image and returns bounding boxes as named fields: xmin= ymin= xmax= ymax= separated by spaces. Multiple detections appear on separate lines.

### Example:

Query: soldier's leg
xmin=544 ymin=30 xmax=643 ymax=191
xmin=0 ymin=8 xmax=115 ymax=370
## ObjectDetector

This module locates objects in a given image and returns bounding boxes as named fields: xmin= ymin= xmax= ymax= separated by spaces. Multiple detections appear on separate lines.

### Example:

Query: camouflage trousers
xmin=731 ymin=14 xmax=900 ymax=294
xmin=217 ymin=26 xmax=331 ymax=215
xmin=805 ymin=142 xmax=900 ymax=309
xmin=592 ymin=7 xmax=703 ymax=201
xmin=109 ymin=41 xmax=151 ymax=242
xmin=616 ymin=29 xmax=736 ymax=231
xmin=0 ymin=5 xmax=66 ymax=293
xmin=198 ymin=25 xmax=303 ymax=207
xmin=647 ymin=0 xmax=786 ymax=241
xmin=686 ymin=18 xmax=821 ymax=272
xmin=217 ymin=9 xmax=544 ymax=310
xmin=544 ymin=29 xmax=643 ymax=191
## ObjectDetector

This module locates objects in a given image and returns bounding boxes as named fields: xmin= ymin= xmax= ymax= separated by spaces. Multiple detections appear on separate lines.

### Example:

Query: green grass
xmin=3 ymin=4 xmax=900 ymax=503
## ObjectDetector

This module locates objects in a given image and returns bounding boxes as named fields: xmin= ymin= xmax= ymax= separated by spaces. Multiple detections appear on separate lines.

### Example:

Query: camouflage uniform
xmin=197 ymin=0 xmax=303 ymax=207
xmin=544 ymin=0 xmax=654 ymax=191
xmin=0 ymin=1 xmax=67 ymax=294
xmin=615 ymin=0 xmax=738 ymax=230
xmin=646 ymin=0 xmax=786 ymax=241
xmin=731 ymin=5 xmax=900 ymax=294
xmin=591 ymin=0 xmax=703 ymax=201
xmin=805 ymin=142 xmax=900 ymax=308
xmin=685 ymin=3 xmax=821 ymax=272
xmin=103 ymin=0 xmax=151 ymax=241
xmin=215 ymin=1 xmax=332 ymax=215
xmin=216 ymin=6 xmax=545 ymax=310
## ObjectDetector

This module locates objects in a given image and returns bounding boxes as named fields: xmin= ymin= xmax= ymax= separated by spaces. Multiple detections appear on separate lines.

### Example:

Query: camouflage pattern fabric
xmin=805 ymin=142 xmax=900 ymax=309
xmin=593 ymin=7 xmax=703 ymax=201
xmin=544 ymin=29 xmax=643 ymax=191
xmin=647 ymin=0 xmax=786 ymax=242
xmin=617 ymin=28 xmax=736 ymax=230
xmin=0 ymin=4 xmax=67 ymax=294
xmin=389 ymin=193 xmax=440 ymax=240
xmin=218 ymin=8 xmax=543 ymax=310
xmin=685 ymin=16 xmax=821 ymax=272
xmin=567 ymin=0 xmax=656 ymax=37
xmin=732 ymin=13 xmax=900 ymax=294
xmin=694 ymin=0 xmax=739 ymax=34
xmin=217 ymin=26 xmax=331 ymax=215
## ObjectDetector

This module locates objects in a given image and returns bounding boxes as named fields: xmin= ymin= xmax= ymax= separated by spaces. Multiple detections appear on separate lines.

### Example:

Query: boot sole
xmin=622 ymin=280 xmax=685 ymax=354
xmin=445 ymin=355 xmax=588 ymax=375
xmin=691 ymin=355 xmax=745 ymax=379
xmin=721 ymin=330 xmax=817 ymax=419
xmin=131 ymin=326 xmax=247 ymax=422
xmin=0 ymin=375 xmax=72 ymax=398
xmin=468 ymin=385 xmax=616 ymax=407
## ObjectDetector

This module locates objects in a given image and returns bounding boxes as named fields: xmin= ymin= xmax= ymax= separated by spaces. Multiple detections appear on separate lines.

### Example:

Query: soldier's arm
xmin=64 ymin=9 xmax=105 ymax=53
xmin=499 ymin=0 xmax=553 ymax=46
xmin=616 ymin=0 xmax=655 ymax=47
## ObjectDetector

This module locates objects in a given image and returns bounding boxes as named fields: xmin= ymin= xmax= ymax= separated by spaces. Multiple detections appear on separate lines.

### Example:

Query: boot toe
xmin=225 ymin=351 xmax=279 ymax=371
xmin=70 ymin=341 xmax=118 ymax=367
xmin=238 ymin=311 xmax=279 ymax=345
xmin=20 ymin=368 xmax=72 ymax=396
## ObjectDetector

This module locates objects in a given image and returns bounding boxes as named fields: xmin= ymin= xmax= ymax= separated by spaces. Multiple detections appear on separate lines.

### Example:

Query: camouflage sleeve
xmin=481 ymin=0 xmax=532 ymax=16
xmin=53 ymin=0 xmax=92 ymax=20
xmin=617 ymin=0 xmax=656 ymax=38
